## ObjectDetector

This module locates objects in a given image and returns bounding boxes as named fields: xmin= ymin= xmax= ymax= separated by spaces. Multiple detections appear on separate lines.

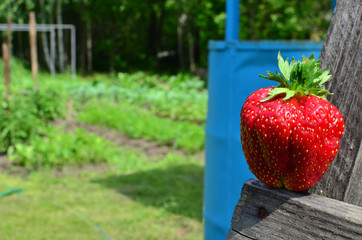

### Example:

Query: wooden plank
xmin=7 ymin=16 xmax=11 ymax=56
xmin=308 ymin=0 xmax=362 ymax=205
xmin=228 ymin=179 xmax=362 ymax=240
xmin=2 ymin=43 xmax=10 ymax=101
xmin=226 ymin=229 xmax=253 ymax=240
xmin=344 ymin=141 xmax=362 ymax=206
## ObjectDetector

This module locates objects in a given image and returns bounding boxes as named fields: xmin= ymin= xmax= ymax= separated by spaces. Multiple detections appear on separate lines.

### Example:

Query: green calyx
xmin=259 ymin=51 xmax=332 ymax=102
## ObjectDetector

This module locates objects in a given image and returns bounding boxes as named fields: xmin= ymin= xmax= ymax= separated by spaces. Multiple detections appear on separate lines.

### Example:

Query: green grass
xmin=77 ymin=100 xmax=205 ymax=153
xmin=0 ymin=148 xmax=204 ymax=240
xmin=0 ymin=59 xmax=206 ymax=239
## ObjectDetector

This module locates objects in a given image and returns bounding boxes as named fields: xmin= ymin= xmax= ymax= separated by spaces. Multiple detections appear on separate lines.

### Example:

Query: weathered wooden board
xmin=308 ymin=0 xmax=362 ymax=205
xmin=226 ymin=229 xmax=253 ymax=240
xmin=29 ymin=11 xmax=39 ymax=87
xmin=227 ymin=179 xmax=362 ymax=240
xmin=344 ymin=143 xmax=362 ymax=206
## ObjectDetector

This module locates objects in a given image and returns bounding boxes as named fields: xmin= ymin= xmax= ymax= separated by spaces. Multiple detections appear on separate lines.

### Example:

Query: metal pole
xmin=225 ymin=0 xmax=240 ymax=41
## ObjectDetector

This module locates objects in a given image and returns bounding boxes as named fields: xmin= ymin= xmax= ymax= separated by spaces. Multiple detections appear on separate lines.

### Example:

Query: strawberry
xmin=240 ymin=52 xmax=344 ymax=191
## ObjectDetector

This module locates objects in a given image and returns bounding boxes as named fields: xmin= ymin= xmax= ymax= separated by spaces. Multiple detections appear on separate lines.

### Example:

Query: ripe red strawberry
xmin=240 ymin=52 xmax=344 ymax=191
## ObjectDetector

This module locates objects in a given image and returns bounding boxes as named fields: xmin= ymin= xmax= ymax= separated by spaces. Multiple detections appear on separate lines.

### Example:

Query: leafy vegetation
xmin=240 ymin=0 xmax=332 ymax=41
xmin=77 ymin=100 xmax=205 ymax=153
xmin=0 ymin=58 xmax=206 ymax=238
xmin=0 ymin=58 xmax=205 ymax=167
xmin=69 ymin=72 xmax=207 ymax=123
xmin=1 ymin=0 xmax=331 ymax=73
xmin=9 ymin=127 xmax=121 ymax=169
xmin=0 ymin=86 xmax=65 ymax=152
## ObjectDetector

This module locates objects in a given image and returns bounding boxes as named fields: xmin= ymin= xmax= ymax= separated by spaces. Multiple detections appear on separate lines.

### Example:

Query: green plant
xmin=9 ymin=127 xmax=121 ymax=169
xmin=68 ymin=72 xmax=207 ymax=123
xmin=77 ymin=100 xmax=205 ymax=153
xmin=0 ymin=86 xmax=66 ymax=153
xmin=31 ymin=86 xmax=66 ymax=121
xmin=0 ymin=93 xmax=44 ymax=152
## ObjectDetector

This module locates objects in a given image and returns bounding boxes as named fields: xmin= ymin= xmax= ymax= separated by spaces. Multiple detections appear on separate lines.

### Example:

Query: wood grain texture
xmin=29 ymin=11 xmax=39 ymax=88
xmin=2 ymin=43 xmax=10 ymax=100
xmin=344 ymin=142 xmax=362 ymax=206
xmin=308 ymin=0 xmax=362 ymax=205
xmin=228 ymin=179 xmax=362 ymax=240
xmin=226 ymin=229 xmax=253 ymax=240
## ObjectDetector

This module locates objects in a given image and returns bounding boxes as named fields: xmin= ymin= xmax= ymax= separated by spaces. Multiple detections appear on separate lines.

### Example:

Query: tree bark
xmin=148 ymin=0 xmax=166 ymax=59
xmin=79 ymin=18 xmax=85 ymax=75
xmin=86 ymin=21 xmax=92 ymax=73
xmin=187 ymin=27 xmax=195 ymax=73
xmin=148 ymin=10 xmax=158 ymax=57
xmin=194 ymin=26 xmax=200 ymax=65
xmin=40 ymin=0 xmax=55 ymax=75
xmin=177 ymin=12 xmax=186 ymax=70
xmin=110 ymin=29 xmax=117 ymax=72
xmin=56 ymin=0 xmax=65 ymax=72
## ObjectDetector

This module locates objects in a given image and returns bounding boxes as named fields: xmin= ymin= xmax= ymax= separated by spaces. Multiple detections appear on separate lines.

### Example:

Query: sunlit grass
xmin=0 ymin=59 xmax=206 ymax=239
xmin=77 ymin=100 xmax=205 ymax=153
xmin=0 ymin=148 xmax=204 ymax=240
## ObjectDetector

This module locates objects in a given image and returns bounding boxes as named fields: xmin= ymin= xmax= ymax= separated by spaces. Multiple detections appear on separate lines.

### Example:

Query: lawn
xmin=0 ymin=146 xmax=204 ymax=240
xmin=0 ymin=59 xmax=206 ymax=239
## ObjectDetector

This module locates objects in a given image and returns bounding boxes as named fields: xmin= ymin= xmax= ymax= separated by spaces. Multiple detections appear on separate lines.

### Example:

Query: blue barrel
xmin=204 ymin=40 xmax=323 ymax=240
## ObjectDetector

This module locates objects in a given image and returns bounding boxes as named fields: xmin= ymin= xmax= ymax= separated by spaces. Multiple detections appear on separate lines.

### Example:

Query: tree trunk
xmin=148 ymin=1 xmax=166 ymax=58
xmin=50 ymin=28 xmax=56 ymax=74
xmin=56 ymin=0 xmax=65 ymax=72
xmin=110 ymin=29 xmax=117 ymax=72
xmin=177 ymin=12 xmax=186 ymax=70
xmin=187 ymin=27 xmax=195 ymax=73
xmin=86 ymin=21 xmax=92 ymax=73
xmin=148 ymin=10 xmax=157 ymax=57
xmin=194 ymin=26 xmax=200 ymax=65
xmin=80 ymin=23 xmax=86 ymax=75
xmin=40 ymin=0 xmax=55 ymax=75
xmin=49 ymin=0 xmax=56 ymax=73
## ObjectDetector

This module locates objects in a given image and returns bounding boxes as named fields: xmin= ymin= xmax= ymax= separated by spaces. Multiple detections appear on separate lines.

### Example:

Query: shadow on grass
xmin=92 ymin=164 xmax=204 ymax=221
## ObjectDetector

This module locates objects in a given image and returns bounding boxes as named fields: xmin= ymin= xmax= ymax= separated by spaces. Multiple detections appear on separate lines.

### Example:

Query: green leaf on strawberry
xmin=259 ymin=52 xmax=332 ymax=101
xmin=240 ymin=52 xmax=345 ymax=191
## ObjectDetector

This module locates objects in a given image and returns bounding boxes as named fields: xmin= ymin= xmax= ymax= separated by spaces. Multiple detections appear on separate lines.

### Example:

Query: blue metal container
xmin=204 ymin=40 xmax=323 ymax=240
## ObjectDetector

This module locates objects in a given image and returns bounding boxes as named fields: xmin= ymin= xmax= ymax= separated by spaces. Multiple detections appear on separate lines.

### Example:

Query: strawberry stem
xmin=259 ymin=52 xmax=332 ymax=102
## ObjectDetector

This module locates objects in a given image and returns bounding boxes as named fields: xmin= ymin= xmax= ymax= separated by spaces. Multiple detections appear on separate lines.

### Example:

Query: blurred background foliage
xmin=0 ymin=0 xmax=332 ymax=74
